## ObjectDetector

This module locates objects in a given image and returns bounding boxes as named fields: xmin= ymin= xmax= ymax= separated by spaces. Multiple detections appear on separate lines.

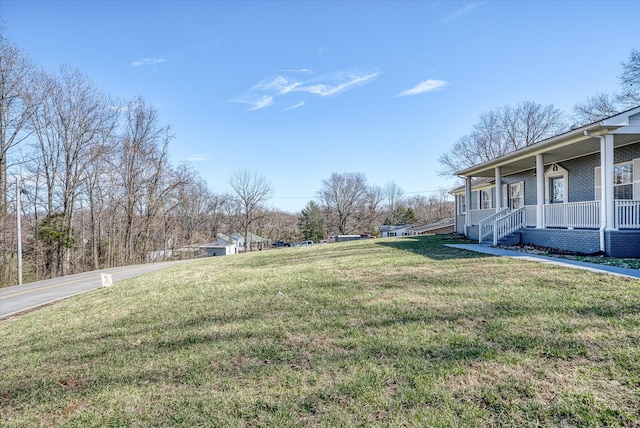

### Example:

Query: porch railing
xmin=469 ymin=208 xmax=498 ymax=226
xmin=524 ymin=205 xmax=537 ymax=227
xmin=544 ymin=201 xmax=600 ymax=229
xmin=469 ymin=199 xmax=640 ymax=242
xmin=615 ymin=200 xmax=640 ymax=229
xmin=493 ymin=207 xmax=526 ymax=246
xmin=478 ymin=208 xmax=509 ymax=243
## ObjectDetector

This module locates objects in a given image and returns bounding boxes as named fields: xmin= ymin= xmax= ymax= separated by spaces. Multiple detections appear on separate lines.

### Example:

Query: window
xmin=550 ymin=176 xmax=565 ymax=203
xmin=509 ymin=182 xmax=524 ymax=209
xmin=595 ymin=158 xmax=640 ymax=201
xmin=545 ymin=163 xmax=568 ymax=204
xmin=480 ymin=189 xmax=492 ymax=209
xmin=614 ymin=162 xmax=633 ymax=200
xmin=458 ymin=194 xmax=466 ymax=214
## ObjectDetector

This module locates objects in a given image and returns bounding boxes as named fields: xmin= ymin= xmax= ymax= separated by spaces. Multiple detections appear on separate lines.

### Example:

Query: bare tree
xmin=619 ymin=48 xmax=640 ymax=108
xmin=573 ymin=49 xmax=640 ymax=125
xmin=439 ymin=102 xmax=567 ymax=175
xmin=204 ymin=193 xmax=229 ymax=240
xmin=27 ymin=67 xmax=116 ymax=277
xmin=406 ymin=190 xmax=454 ymax=224
xmin=174 ymin=170 xmax=214 ymax=244
xmin=573 ymin=93 xmax=621 ymax=125
xmin=357 ymin=184 xmax=385 ymax=235
xmin=229 ymin=169 xmax=272 ymax=251
xmin=0 ymin=37 xmax=38 ymax=284
xmin=116 ymin=96 xmax=173 ymax=264
xmin=384 ymin=181 xmax=405 ymax=213
xmin=317 ymin=172 xmax=369 ymax=235
xmin=382 ymin=181 xmax=407 ymax=225
xmin=256 ymin=207 xmax=300 ymax=243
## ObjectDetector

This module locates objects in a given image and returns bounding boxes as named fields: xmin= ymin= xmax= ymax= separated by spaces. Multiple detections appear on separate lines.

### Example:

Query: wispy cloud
xmin=253 ymin=76 xmax=302 ymax=95
xmin=131 ymin=57 xmax=167 ymax=67
xmin=278 ymin=68 xmax=314 ymax=74
xmin=186 ymin=154 xmax=210 ymax=161
xmin=398 ymin=79 xmax=448 ymax=97
xmin=442 ymin=2 xmax=481 ymax=24
xmin=248 ymin=95 xmax=274 ymax=111
xmin=284 ymin=101 xmax=305 ymax=111
xmin=294 ymin=71 xmax=382 ymax=97
xmin=232 ymin=68 xmax=381 ymax=111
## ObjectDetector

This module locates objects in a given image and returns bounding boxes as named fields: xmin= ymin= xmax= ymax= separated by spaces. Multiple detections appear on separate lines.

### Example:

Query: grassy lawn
xmin=1 ymin=235 xmax=639 ymax=427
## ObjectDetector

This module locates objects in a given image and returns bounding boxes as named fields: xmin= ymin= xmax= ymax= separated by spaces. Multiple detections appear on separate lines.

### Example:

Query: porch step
xmin=498 ymin=232 xmax=521 ymax=246
xmin=481 ymin=232 xmax=521 ymax=246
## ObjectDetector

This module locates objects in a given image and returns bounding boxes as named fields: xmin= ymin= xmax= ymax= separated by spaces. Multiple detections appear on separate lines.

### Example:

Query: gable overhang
xmin=455 ymin=107 xmax=640 ymax=179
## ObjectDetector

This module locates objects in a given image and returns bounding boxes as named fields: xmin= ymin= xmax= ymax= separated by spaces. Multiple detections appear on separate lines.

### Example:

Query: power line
xmin=271 ymin=189 xmax=451 ymax=200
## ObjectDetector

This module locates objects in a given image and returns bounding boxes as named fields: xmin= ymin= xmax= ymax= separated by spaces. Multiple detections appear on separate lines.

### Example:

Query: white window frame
xmin=458 ymin=194 xmax=466 ymax=214
xmin=480 ymin=188 xmax=492 ymax=210
xmin=544 ymin=163 xmax=568 ymax=204
xmin=508 ymin=182 xmax=524 ymax=209
xmin=595 ymin=158 xmax=640 ymax=201
xmin=614 ymin=161 xmax=633 ymax=200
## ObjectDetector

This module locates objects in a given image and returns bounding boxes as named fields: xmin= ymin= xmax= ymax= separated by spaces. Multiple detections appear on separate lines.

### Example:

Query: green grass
xmin=1 ymin=235 xmax=639 ymax=426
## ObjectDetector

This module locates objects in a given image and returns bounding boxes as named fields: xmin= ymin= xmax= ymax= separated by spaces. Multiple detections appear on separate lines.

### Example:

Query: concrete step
xmin=497 ymin=232 xmax=521 ymax=246
xmin=481 ymin=232 xmax=521 ymax=246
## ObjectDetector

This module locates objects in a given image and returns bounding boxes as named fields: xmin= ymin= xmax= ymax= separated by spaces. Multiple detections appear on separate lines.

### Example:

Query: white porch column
xmin=464 ymin=176 xmax=472 ymax=227
xmin=536 ymin=154 xmax=545 ymax=228
xmin=495 ymin=167 xmax=502 ymax=211
xmin=603 ymin=134 xmax=616 ymax=231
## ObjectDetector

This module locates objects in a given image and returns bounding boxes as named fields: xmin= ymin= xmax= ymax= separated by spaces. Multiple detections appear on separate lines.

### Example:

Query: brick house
xmin=451 ymin=106 xmax=640 ymax=257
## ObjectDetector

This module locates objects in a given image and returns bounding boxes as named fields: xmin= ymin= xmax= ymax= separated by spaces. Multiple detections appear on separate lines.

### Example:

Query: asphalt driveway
xmin=0 ymin=259 xmax=199 ymax=319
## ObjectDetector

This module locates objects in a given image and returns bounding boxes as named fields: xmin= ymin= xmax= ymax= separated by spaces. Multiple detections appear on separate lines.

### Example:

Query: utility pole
xmin=16 ymin=176 xmax=23 ymax=285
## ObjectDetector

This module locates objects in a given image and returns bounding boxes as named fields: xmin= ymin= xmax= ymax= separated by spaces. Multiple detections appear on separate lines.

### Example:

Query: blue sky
xmin=2 ymin=1 xmax=639 ymax=212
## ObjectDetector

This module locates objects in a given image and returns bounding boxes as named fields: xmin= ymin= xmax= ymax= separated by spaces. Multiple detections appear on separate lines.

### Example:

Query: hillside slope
xmin=1 ymin=236 xmax=639 ymax=426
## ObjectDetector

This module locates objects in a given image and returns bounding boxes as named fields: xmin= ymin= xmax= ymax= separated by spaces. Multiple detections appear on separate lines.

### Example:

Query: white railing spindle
xmin=615 ymin=200 xmax=640 ymax=229
xmin=478 ymin=208 xmax=510 ymax=243
xmin=493 ymin=207 xmax=526 ymax=246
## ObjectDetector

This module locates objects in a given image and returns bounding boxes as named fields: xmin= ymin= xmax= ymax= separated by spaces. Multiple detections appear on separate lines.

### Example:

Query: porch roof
xmin=455 ymin=106 xmax=640 ymax=178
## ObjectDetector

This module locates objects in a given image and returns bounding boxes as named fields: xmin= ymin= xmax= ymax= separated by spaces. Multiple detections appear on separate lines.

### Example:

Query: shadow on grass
xmin=374 ymin=234 xmax=491 ymax=261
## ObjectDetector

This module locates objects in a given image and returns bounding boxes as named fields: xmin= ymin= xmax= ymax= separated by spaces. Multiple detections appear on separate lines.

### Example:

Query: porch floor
xmin=445 ymin=244 xmax=640 ymax=280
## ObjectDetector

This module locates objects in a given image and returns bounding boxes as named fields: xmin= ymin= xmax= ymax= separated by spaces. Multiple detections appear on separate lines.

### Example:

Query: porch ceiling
xmin=463 ymin=133 xmax=640 ymax=178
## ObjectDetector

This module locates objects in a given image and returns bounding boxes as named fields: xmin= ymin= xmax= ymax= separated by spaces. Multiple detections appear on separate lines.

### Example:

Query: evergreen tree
xmin=298 ymin=201 xmax=325 ymax=242
xmin=384 ymin=205 xmax=417 ymax=225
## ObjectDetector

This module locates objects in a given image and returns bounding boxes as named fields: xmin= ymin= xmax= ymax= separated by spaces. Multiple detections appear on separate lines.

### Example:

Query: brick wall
xmin=518 ymin=228 xmax=640 ymax=257
xmin=519 ymin=228 xmax=601 ymax=254
xmin=605 ymin=230 xmax=640 ymax=258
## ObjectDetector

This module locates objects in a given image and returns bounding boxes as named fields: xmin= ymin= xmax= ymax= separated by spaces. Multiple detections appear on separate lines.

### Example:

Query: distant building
xmin=380 ymin=218 xmax=454 ymax=237
xmin=229 ymin=232 xmax=270 ymax=252
xmin=200 ymin=237 xmax=237 ymax=257
xmin=380 ymin=225 xmax=411 ymax=238
xmin=406 ymin=218 xmax=455 ymax=235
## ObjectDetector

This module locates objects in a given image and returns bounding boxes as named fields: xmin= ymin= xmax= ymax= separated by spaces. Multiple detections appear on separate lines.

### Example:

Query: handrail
xmin=478 ymin=208 xmax=510 ymax=243
xmin=493 ymin=207 xmax=526 ymax=246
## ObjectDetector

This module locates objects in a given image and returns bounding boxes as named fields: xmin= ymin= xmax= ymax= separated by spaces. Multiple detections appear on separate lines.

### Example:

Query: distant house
xmin=451 ymin=106 xmax=640 ymax=257
xmin=380 ymin=218 xmax=455 ymax=238
xmin=200 ymin=237 xmax=237 ymax=257
xmin=380 ymin=225 xmax=411 ymax=238
xmin=229 ymin=232 xmax=270 ymax=252
xmin=406 ymin=218 xmax=455 ymax=235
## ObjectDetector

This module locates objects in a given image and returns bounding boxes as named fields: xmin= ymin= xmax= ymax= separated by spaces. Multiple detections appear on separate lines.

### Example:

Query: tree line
xmin=0 ymin=36 xmax=454 ymax=287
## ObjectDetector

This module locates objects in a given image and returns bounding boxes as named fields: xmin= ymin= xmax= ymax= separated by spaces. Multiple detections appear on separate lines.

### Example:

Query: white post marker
xmin=101 ymin=273 xmax=113 ymax=287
